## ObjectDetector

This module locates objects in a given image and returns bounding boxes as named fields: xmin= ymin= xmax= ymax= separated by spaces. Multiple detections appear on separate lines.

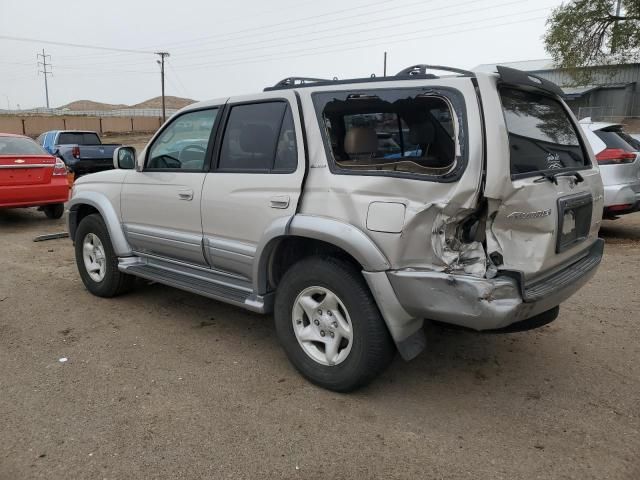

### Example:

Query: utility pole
xmin=155 ymin=52 xmax=170 ymax=122
xmin=37 ymin=49 xmax=52 ymax=108
xmin=383 ymin=51 xmax=387 ymax=77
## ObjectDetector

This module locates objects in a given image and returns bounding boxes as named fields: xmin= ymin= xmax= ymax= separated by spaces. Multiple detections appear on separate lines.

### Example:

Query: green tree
xmin=544 ymin=0 xmax=640 ymax=74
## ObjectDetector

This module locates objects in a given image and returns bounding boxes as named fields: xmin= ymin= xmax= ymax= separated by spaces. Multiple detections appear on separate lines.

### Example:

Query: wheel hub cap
xmin=292 ymin=286 xmax=353 ymax=366
xmin=82 ymin=233 xmax=106 ymax=282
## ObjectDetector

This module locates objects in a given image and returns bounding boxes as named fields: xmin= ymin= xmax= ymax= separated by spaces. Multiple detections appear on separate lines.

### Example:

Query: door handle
xmin=270 ymin=195 xmax=290 ymax=209
xmin=178 ymin=189 xmax=194 ymax=201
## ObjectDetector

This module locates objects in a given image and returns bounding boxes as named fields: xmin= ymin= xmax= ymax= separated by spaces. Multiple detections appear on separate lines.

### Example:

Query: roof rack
xmin=263 ymin=64 xmax=473 ymax=91
xmin=270 ymin=77 xmax=335 ymax=89
xmin=396 ymin=64 xmax=474 ymax=77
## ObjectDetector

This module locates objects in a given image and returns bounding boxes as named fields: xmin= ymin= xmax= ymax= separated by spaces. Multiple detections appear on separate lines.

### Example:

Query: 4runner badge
xmin=507 ymin=209 xmax=552 ymax=220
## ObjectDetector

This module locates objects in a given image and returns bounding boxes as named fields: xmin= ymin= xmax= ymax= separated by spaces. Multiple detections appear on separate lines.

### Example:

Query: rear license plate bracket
xmin=556 ymin=192 xmax=592 ymax=253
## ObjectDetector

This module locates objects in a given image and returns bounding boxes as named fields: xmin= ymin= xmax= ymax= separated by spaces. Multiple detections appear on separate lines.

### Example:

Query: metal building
xmin=474 ymin=59 xmax=640 ymax=121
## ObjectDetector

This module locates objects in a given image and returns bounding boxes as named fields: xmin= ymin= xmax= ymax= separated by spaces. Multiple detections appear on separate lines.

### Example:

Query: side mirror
xmin=113 ymin=146 xmax=136 ymax=169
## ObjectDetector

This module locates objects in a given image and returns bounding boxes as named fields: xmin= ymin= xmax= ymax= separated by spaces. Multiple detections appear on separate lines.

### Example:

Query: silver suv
xmin=68 ymin=65 xmax=605 ymax=391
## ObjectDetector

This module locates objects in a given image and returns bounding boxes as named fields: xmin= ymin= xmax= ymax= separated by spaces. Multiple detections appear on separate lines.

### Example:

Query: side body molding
xmin=68 ymin=191 xmax=132 ymax=256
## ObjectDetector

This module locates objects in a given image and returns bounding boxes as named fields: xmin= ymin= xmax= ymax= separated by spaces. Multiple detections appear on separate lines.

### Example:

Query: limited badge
xmin=546 ymin=152 xmax=562 ymax=169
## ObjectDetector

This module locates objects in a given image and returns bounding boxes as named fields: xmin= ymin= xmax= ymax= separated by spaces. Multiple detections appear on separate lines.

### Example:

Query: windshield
xmin=0 ymin=136 xmax=49 ymax=155
xmin=500 ymin=87 xmax=588 ymax=175
xmin=57 ymin=132 xmax=101 ymax=145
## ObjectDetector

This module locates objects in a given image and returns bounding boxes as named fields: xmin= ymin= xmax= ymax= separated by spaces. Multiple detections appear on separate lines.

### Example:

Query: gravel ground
xmin=1 ymin=208 xmax=639 ymax=480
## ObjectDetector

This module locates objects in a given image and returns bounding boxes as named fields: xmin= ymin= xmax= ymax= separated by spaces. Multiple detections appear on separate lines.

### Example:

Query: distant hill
xmin=59 ymin=100 xmax=129 ymax=111
xmin=131 ymin=96 xmax=196 ymax=109
xmin=58 ymin=96 xmax=196 ymax=111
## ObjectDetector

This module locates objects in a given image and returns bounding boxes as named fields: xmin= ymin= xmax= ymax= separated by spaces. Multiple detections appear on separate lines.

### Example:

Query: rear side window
xmin=57 ymin=132 xmax=101 ymax=145
xmin=594 ymin=130 xmax=639 ymax=152
xmin=0 ymin=136 xmax=48 ymax=155
xmin=500 ymin=88 xmax=588 ymax=175
xmin=218 ymin=102 xmax=296 ymax=173
xmin=314 ymin=90 xmax=457 ymax=177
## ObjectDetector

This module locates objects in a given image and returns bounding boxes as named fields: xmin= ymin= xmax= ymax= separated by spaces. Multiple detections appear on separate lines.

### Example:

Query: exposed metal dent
xmin=431 ymin=210 xmax=487 ymax=277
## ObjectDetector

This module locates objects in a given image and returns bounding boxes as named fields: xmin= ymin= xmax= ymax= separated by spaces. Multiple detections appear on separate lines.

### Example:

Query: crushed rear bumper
xmin=387 ymin=239 xmax=604 ymax=331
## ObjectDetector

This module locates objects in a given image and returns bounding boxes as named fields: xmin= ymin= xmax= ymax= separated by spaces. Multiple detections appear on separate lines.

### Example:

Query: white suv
xmin=68 ymin=65 xmax=604 ymax=391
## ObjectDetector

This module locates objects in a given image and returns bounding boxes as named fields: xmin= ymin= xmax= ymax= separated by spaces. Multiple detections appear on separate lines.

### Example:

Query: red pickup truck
xmin=0 ymin=133 xmax=70 ymax=219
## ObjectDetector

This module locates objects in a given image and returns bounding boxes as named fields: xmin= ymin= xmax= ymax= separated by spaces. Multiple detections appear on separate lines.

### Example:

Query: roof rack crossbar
xmin=396 ymin=64 xmax=474 ymax=77
xmin=271 ymin=77 xmax=334 ymax=89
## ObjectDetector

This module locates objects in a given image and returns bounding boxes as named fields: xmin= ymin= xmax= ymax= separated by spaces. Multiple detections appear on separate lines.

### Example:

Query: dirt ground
xmin=1 ymin=204 xmax=639 ymax=479
xmin=99 ymin=132 xmax=154 ymax=152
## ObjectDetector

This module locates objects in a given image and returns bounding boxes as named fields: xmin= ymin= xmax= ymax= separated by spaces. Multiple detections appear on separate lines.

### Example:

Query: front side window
xmin=500 ymin=88 xmax=588 ymax=175
xmin=314 ymin=90 xmax=458 ymax=177
xmin=146 ymin=108 xmax=218 ymax=171
xmin=218 ymin=102 xmax=296 ymax=173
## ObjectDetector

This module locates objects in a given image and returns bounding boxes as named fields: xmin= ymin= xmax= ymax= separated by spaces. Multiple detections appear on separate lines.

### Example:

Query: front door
xmin=200 ymin=94 xmax=305 ymax=280
xmin=121 ymin=107 xmax=221 ymax=266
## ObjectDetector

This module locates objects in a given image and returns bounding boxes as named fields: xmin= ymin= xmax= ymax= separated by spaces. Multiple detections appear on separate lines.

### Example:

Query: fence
xmin=576 ymin=106 xmax=618 ymax=122
xmin=0 ymin=107 xmax=179 ymax=117
xmin=0 ymin=115 xmax=163 ymax=136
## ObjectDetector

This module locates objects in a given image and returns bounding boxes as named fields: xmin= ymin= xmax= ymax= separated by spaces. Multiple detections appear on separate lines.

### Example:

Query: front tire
xmin=74 ymin=213 xmax=135 ymax=297
xmin=43 ymin=203 xmax=64 ymax=219
xmin=274 ymin=257 xmax=395 ymax=392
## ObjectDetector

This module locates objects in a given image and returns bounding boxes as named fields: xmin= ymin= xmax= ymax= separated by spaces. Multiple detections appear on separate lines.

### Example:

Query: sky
xmin=0 ymin=0 xmax=565 ymax=109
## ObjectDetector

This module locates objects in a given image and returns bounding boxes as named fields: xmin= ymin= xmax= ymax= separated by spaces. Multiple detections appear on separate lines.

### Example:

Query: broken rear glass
xmin=315 ymin=91 xmax=457 ymax=177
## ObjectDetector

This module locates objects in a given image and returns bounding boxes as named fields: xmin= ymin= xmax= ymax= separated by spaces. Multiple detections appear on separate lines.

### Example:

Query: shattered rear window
xmin=314 ymin=89 xmax=460 ymax=178
xmin=500 ymin=88 xmax=589 ymax=175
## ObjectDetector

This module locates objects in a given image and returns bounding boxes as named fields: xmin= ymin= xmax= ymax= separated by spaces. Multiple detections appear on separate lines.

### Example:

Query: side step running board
xmin=119 ymin=258 xmax=272 ymax=314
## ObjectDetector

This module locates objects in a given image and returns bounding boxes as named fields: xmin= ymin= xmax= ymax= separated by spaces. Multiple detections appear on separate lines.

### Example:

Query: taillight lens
xmin=596 ymin=148 xmax=636 ymax=165
xmin=53 ymin=158 xmax=68 ymax=176
xmin=72 ymin=145 xmax=80 ymax=159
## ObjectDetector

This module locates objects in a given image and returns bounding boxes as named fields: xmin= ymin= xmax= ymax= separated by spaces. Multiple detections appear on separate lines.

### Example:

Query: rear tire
xmin=43 ymin=203 xmax=64 ymax=219
xmin=74 ymin=213 xmax=135 ymax=297
xmin=274 ymin=256 xmax=395 ymax=392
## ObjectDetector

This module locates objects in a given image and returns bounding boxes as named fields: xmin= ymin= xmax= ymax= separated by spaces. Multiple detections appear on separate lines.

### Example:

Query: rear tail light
xmin=53 ymin=158 xmax=68 ymax=176
xmin=72 ymin=145 xmax=80 ymax=159
xmin=595 ymin=148 xmax=636 ymax=165
xmin=607 ymin=204 xmax=633 ymax=212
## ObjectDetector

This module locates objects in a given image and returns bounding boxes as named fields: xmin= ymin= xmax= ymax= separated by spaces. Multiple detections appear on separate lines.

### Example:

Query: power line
xmin=174 ymin=9 xmax=549 ymax=71
xmin=16 ymin=0 xmax=537 ymax=71
xmin=0 ymin=35 xmax=155 ymax=54
xmin=166 ymin=0 xmax=531 ymax=62
xmin=37 ymin=49 xmax=52 ymax=108
xmin=153 ymin=0 xmax=398 ymax=51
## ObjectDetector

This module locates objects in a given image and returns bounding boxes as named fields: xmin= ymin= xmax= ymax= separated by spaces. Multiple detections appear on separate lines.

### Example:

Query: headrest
xmin=344 ymin=127 xmax=378 ymax=155
xmin=408 ymin=122 xmax=435 ymax=144
xmin=239 ymin=124 xmax=275 ymax=154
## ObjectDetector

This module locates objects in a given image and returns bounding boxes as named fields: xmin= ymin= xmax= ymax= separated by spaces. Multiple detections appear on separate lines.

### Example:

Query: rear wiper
xmin=534 ymin=171 xmax=584 ymax=185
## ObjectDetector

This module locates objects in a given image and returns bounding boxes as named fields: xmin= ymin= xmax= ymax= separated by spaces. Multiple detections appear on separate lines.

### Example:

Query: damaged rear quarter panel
xmin=296 ymin=79 xmax=485 ymax=271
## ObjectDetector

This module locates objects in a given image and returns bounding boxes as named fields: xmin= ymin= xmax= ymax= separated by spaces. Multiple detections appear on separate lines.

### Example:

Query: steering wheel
xmin=179 ymin=144 xmax=206 ymax=161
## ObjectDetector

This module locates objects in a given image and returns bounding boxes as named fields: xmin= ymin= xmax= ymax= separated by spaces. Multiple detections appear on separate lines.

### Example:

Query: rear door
xmin=476 ymin=72 xmax=603 ymax=281
xmin=200 ymin=92 xmax=305 ymax=281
